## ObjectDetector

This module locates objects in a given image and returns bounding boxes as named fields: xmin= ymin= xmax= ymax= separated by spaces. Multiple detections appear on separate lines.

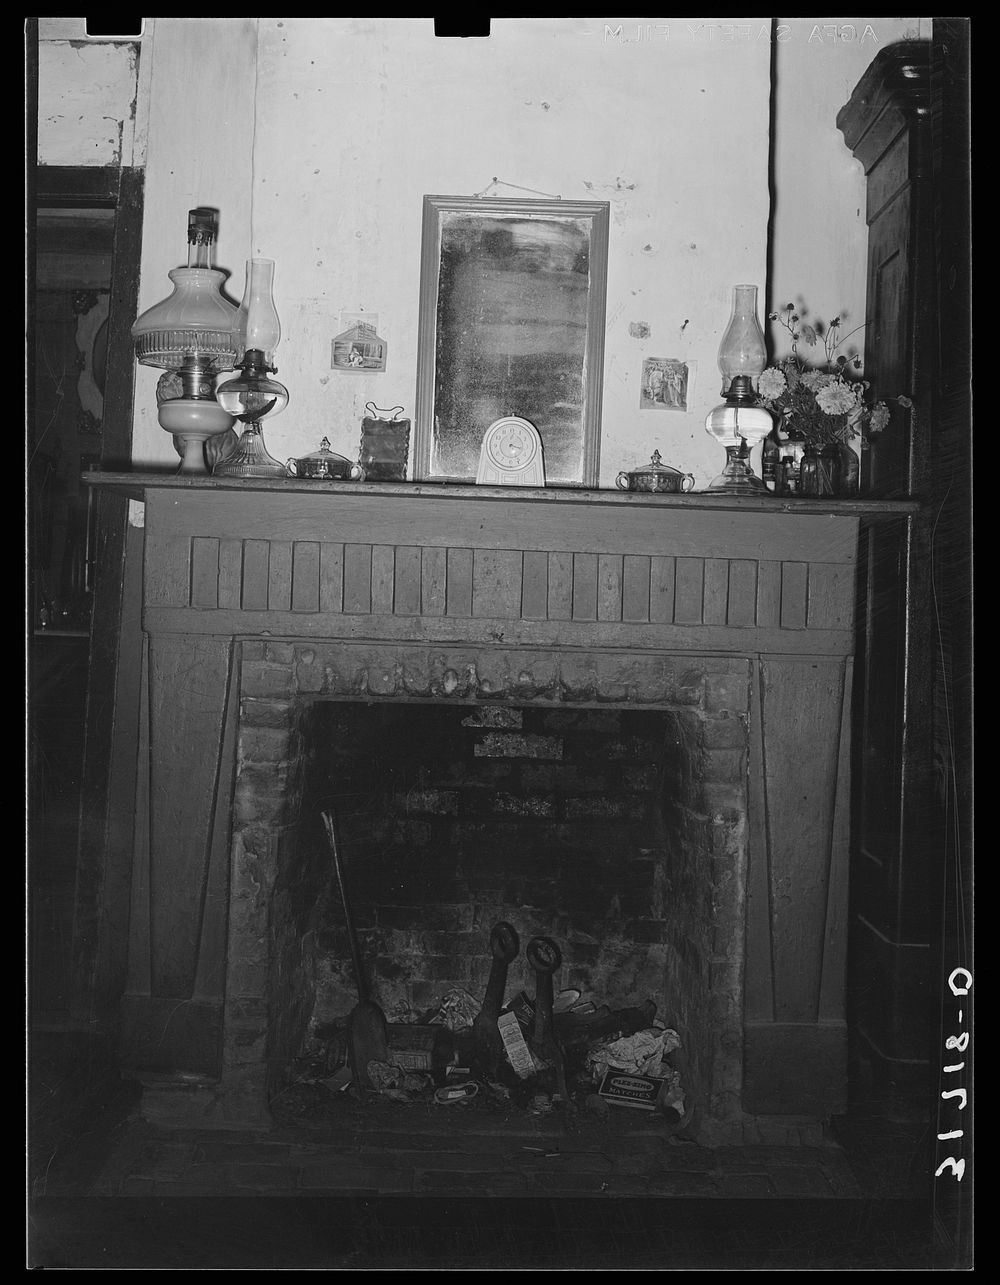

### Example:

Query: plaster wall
xmin=128 ymin=17 xmax=772 ymax=485
xmin=35 ymin=34 xmax=142 ymax=168
xmin=35 ymin=18 xmax=935 ymax=481
xmin=128 ymin=20 xmax=257 ymax=470
xmin=768 ymin=17 xmax=928 ymax=364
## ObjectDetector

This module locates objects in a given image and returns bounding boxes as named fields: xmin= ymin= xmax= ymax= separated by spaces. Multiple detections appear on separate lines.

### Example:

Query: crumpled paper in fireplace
xmin=427 ymin=987 xmax=481 ymax=1031
xmin=366 ymin=1060 xmax=433 ymax=1102
xmin=585 ymin=1026 xmax=681 ymax=1081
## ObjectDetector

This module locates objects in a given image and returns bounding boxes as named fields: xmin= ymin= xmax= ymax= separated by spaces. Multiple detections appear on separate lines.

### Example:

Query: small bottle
xmin=781 ymin=455 xmax=800 ymax=495
xmin=800 ymin=445 xmax=820 ymax=496
xmin=839 ymin=442 xmax=860 ymax=497
xmin=761 ymin=429 xmax=781 ymax=492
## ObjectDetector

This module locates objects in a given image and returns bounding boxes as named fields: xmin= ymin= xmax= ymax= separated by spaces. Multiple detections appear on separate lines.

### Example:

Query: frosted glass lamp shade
xmin=132 ymin=268 xmax=239 ymax=373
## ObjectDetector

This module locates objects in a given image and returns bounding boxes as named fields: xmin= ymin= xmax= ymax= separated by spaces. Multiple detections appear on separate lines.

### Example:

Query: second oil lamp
xmin=704 ymin=284 xmax=773 ymax=494
xmin=214 ymin=259 xmax=289 ymax=478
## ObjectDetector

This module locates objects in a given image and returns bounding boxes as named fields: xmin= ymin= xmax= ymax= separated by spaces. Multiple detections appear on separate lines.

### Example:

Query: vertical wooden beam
xmin=759 ymin=656 xmax=847 ymax=1021
xmin=65 ymin=165 xmax=145 ymax=1028
xmin=622 ymin=554 xmax=651 ymax=623
xmin=147 ymin=633 xmax=233 ymax=998
xmin=521 ymin=550 xmax=549 ymax=621
xmin=744 ymin=655 xmax=774 ymax=1022
xmin=547 ymin=552 xmax=574 ymax=620
xmin=445 ymin=547 xmax=473 ymax=617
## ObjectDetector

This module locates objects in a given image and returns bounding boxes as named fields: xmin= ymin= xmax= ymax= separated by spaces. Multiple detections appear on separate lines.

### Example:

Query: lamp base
xmin=158 ymin=398 xmax=236 ymax=474
xmin=213 ymin=421 xmax=287 ymax=479
xmin=706 ymin=444 xmax=770 ymax=496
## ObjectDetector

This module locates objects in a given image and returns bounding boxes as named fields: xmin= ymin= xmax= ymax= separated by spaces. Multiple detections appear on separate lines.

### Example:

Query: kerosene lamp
xmin=704 ymin=285 xmax=773 ymax=494
xmin=213 ymin=258 xmax=289 ymax=478
xmin=131 ymin=207 xmax=239 ymax=473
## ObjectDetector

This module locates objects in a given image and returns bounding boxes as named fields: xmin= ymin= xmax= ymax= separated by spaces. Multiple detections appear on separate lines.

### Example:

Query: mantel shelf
xmin=87 ymin=470 xmax=920 ymax=518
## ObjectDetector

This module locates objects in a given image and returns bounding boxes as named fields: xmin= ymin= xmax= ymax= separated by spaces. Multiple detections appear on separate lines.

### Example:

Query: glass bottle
xmin=819 ymin=445 xmax=842 ymax=496
xmin=801 ymin=445 xmax=842 ymax=497
xmin=761 ymin=428 xmax=781 ymax=493
xmin=717 ymin=285 xmax=767 ymax=397
xmin=781 ymin=455 xmax=801 ymax=495
xmin=800 ymin=446 xmax=820 ymax=496
xmin=838 ymin=442 xmax=860 ymax=497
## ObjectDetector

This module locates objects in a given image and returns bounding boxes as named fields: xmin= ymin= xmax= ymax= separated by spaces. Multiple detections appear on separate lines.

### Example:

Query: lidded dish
xmin=615 ymin=450 xmax=695 ymax=494
xmin=286 ymin=437 xmax=366 ymax=481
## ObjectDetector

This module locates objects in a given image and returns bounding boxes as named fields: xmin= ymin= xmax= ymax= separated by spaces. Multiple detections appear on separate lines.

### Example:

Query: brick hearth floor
xmin=34 ymin=1071 xmax=925 ymax=1202
xmin=28 ymin=1049 xmax=941 ymax=1269
xmin=77 ymin=1108 xmax=861 ymax=1200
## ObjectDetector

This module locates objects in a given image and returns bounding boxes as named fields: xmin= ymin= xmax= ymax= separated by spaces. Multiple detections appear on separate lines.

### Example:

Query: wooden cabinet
xmin=838 ymin=32 xmax=971 ymax=1118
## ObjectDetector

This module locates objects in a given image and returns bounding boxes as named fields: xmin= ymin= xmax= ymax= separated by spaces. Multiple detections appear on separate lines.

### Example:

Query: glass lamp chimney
xmin=717 ymin=284 xmax=767 ymax=397
xmin=234 ymin=258 xmax=281 ymax=369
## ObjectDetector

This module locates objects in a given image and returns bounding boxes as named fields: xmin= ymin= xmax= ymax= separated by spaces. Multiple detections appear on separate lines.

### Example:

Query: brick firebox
xmin=231 ymin=644 xmax=751 ymax=1134
xmin=91 ymin=475 xmax=911 ymax=1134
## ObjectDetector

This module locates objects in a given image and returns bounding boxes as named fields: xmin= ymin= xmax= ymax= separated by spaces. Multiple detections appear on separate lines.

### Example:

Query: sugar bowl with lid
xmin=615 ymin=450 xmax=695 ymax=493
xmin=286 ymin=437 xmax=366 ymax=481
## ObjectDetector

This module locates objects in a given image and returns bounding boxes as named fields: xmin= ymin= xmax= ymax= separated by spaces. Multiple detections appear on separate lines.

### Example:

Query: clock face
xmin=484 ymin=417 xmax=539 ymax=472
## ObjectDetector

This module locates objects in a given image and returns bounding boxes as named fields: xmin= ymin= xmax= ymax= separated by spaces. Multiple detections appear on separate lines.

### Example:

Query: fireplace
xmin=234 ymin=646 xmax=751 ymax=1132
xmin=99 ymin=474 xmax=894 ymax=1136
xmin=297 ymin=700 xmax=741 ymax=1053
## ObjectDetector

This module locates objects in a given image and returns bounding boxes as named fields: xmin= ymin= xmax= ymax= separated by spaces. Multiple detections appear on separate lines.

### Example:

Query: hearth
xmin=91 ymin=474 xmax=905 ymax=1134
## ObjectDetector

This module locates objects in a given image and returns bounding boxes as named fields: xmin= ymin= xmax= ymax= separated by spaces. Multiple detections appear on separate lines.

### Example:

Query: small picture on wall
xmin=332 ymin=314 xmax=387 ymax=372
xmin=640 ymin=357 xmax=690 ymax=411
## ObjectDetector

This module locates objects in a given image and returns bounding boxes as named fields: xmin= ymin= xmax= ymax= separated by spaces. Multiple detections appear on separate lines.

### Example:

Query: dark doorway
xmin=28 ymin=163 xmax=144 ymax=1035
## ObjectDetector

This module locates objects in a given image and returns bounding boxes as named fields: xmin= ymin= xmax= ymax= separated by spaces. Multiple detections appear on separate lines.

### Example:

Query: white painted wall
xmin=128 ymin=19 xmax=257 ymax=468
xmin=768 ymin=17 xmax=929 ymax=364
xmin=128 ymin=17 xmax=773 ymax=485
xmin=35 ymin=26 xmax=143 ymax=168
xmin=36 ymin=18 xmax=938 ymax=484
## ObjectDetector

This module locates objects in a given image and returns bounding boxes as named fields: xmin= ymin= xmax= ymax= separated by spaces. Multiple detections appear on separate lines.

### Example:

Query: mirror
xmin=414 ymin=196 xmax=609 ymax=486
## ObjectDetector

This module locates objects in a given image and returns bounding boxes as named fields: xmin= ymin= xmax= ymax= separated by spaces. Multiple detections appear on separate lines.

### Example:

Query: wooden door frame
xmin=31 ymin=162 xmax=146 ymax=1031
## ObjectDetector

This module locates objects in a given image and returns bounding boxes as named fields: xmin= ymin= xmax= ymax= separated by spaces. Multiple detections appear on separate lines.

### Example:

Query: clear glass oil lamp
xmin=131 ymin=208 xmax=239 ymax=473
xmin=704 ymin=285 xmax=773 ymax=494
xmin=214 ymin=259 xmax=289 ymax=478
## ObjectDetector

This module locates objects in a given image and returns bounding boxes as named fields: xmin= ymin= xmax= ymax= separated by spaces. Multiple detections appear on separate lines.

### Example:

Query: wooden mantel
xmin=90 ymin=472 xmax=917 ymax=1125
xmin=94 ymin=470 xmax=917 ymax=513
xmin=95 ymin=473 xmax=916 ymax=654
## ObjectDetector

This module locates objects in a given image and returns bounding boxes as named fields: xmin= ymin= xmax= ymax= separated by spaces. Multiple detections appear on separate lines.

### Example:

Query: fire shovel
xmin=320 ymin=810 xmax=388 ymax=1090
xmin=527 ymin=935 xmax=569 ymax=1102
xmin=472 ymin=921 xmax=520 ymax=1076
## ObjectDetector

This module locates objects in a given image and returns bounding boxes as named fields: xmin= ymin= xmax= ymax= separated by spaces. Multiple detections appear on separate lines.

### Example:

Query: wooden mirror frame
xmin=414 ymin=195 xmax=609 ymax=487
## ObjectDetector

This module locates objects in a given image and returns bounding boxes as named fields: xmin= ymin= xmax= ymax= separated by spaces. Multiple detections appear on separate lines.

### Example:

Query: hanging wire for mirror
xmin=472 ymin=177 xmax=563 ymax=200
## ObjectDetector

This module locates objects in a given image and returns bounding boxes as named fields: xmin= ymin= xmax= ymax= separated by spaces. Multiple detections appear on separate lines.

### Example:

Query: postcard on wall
xmin=640 ymin=357 xmax=692 ymax=411
xmin=332 ymin=313 xmax=387 ymax=372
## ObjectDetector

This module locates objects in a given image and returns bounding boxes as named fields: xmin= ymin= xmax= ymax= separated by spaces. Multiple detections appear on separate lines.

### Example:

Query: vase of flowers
xmin=757 ymin=304 xmax=897 ymax=497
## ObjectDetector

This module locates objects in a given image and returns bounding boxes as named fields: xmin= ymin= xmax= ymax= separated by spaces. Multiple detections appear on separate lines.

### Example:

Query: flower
xmin=869 ymin=402 xmax=890 ymax=434
xmin=755 ymin=300 xmax=905 ymax=448
xmin=815 ymin=381 xmax=857 ymax=416
xmin=757 ymin=367 xmax=787 ymax=400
